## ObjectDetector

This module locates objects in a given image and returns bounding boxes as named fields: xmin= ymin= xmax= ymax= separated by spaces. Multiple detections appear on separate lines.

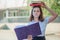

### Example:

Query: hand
xmin=40 ymin=1 xmax=48 ymax=8
xmin=27 ymin=35 xmax=32 ymax=40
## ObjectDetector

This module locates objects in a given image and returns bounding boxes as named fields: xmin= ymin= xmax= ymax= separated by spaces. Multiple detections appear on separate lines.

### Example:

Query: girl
xmin=27 ymin=2 xmax=58 ymax=40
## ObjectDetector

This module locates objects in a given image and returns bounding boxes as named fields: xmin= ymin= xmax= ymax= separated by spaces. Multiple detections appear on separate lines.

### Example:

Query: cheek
xmin=33 ymin=12 xmax=41 ymax=17
xmin=37 ymin=12 xmax=41 ymax=16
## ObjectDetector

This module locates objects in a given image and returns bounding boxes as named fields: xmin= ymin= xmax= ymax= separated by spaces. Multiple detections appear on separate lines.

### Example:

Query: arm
xmin=41 ymin=2 xmax=58 ymax=23
xmin=45 ymin=6 xmax=58 ymax=23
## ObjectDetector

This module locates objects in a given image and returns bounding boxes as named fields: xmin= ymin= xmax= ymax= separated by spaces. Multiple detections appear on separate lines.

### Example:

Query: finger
xmin=40 ymin=1 xmax=45 ymax=5
xmin=27 ymin=35 xmax=32 ymax=39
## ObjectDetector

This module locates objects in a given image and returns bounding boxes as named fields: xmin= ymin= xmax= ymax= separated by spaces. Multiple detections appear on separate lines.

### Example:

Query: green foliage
xmin=51 ymin=0 xmax=60 ymax=16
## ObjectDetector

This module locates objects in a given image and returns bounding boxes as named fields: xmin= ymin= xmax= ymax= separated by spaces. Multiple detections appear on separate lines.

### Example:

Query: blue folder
xmin=14 ymin=22 xmax=41 ymax=40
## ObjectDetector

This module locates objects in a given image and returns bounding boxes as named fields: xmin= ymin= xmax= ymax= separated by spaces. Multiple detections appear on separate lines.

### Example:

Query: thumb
xmin=27 ymin=35 xmax=32 ymax=40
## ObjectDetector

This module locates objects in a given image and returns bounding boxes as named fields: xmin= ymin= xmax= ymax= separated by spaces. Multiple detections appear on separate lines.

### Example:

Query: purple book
xmin=14 ymin=22 xmax=41 ymax=40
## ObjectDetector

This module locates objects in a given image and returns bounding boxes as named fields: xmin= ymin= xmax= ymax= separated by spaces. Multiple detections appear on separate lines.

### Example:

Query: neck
xmin=34 ymin=17 xmax=39 ymax=22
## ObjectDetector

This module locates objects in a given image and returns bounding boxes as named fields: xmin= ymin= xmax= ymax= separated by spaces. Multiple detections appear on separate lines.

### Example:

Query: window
xmin=8 ymin=9 xmax=29 ymax=17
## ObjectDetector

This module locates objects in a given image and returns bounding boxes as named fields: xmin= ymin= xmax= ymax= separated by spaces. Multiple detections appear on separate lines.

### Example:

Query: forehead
xmin=33 ymin=7 xmax=40 ymax=10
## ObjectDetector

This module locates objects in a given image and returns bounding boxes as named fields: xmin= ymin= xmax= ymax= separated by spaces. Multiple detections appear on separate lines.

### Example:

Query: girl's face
xmin=33 ymin=7 xmax=41 ymax=18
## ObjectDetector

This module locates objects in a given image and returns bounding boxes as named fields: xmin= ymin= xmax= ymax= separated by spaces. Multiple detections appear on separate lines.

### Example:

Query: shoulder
xmin=27 ymin=21 xmax=34 ymax=25
xmin=43 ymin=16 xmax=51 ymax=24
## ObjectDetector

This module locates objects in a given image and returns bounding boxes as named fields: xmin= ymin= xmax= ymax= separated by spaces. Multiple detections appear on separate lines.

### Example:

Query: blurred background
xmin=0 ymin=0 xmax=60 ymax=40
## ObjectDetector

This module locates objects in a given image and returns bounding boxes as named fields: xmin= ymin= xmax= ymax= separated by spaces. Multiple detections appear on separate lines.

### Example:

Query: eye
xmin=37 ymin=10 xmax=40 ymax=12
xmin=33 ymin=10 xmax=36 ymax=12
